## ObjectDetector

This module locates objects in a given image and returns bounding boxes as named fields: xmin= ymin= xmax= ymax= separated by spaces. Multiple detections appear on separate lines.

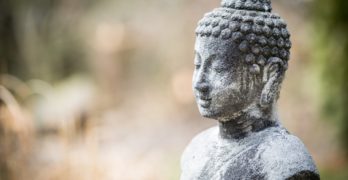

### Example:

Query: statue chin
xmin=198 ymin=105 xmax=243 ymax=122
xmin=198 ymin=107 xmax=218 ymax=119
xmin=197 ymin=97 xmax=261 ymax=121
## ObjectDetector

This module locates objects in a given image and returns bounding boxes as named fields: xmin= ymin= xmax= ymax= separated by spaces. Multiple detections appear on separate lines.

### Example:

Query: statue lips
xmin=197 ymin=96 xmax=212 ymax=108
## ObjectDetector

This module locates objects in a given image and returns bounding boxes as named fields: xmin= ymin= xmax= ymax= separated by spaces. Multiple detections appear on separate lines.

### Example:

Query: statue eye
xmin=213 ymin=66 xmax=227 ymax=73
xmin=194 ymin=59 xmax=201 ymax=69
xmin=212 ymin=63 xmax=229 ymax=73
xmin=194 ymin=63 xmax=201 ymax=70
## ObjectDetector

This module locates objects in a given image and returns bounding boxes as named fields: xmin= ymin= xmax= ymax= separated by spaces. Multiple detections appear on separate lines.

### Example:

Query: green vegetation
xmin=314 ymin=0 xmax=348 ymax=154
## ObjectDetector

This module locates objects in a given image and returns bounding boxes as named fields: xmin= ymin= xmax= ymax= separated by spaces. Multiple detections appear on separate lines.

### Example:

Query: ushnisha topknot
xmin=221 ymin=0 xmax=272 ymax=12
xmin=195 ymin=0 xmax=291 ymax=71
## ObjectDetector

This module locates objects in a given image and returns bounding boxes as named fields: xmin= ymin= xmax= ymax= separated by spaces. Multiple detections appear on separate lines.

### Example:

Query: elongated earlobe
xmin=260 ymin=57 xmax=286 ymax=108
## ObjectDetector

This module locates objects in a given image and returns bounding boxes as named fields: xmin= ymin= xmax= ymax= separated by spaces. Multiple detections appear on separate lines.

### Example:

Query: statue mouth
xmin=197 ymin=97 xmax=212 ymax=108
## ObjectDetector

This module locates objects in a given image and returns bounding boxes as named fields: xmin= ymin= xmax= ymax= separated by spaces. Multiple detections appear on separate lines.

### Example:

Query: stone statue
xmin=181 ymin=0 xmax=320 ymax=179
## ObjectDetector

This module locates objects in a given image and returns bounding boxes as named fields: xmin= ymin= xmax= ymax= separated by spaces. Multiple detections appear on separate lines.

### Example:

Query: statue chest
xmin=181 ymin=140 xmax=267 ymax=180
xmin=181 ymin=127 xmax=319 ymax=180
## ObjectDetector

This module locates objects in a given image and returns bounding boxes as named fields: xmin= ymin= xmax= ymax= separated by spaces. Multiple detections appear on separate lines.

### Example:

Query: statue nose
xmin=194 ymin=82 xmax=210 ymax=93
xmin=193 ymin=68 xmax=210 ymax=93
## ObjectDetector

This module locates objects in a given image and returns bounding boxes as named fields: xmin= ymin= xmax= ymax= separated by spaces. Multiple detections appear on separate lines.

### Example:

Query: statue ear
xmin=260 ymin=57 xmax=286 ymax=108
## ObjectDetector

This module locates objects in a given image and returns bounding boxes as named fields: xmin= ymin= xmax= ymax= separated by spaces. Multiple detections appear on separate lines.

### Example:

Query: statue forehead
xmin=195 ymin=36 xmax=238 ymax=57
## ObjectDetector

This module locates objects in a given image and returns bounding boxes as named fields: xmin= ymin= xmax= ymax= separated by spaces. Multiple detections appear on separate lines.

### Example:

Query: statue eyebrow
xmin=194 ymin=51 xmax=217 ymax=64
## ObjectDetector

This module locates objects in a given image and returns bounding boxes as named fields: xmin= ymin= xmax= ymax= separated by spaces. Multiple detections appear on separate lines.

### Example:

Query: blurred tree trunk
xmin=314 ymin=0 xmax=348 ymax=154
xmin=0 ymin=0 xmax=26 ymax=79
xmin=0 ymin=1 xmax=23 ymax=178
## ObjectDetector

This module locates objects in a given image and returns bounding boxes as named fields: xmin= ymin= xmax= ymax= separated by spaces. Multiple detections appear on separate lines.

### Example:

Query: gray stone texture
xmin=181 ymin=0 xmax=319 ymax=179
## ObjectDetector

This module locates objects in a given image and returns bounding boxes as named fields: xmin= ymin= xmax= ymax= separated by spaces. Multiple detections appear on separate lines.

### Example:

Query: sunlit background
xmin=1 ymin=0 xmax=348 ymax=179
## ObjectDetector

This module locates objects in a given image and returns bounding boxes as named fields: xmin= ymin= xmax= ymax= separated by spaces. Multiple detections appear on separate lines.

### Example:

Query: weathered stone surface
xmin=181 ymin=126 xmax=319 ymax=180
xmin=181 ymin=0 xmax=319 ymax=179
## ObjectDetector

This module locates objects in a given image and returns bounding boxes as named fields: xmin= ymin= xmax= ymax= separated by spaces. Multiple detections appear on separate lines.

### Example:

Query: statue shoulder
xmin=181 ymin=126 xmax=218 ymax=161
xmin=260 ymin=128 xmax=319 ymax=179
xmin=180 ymin=126 xmax=218 ymax=179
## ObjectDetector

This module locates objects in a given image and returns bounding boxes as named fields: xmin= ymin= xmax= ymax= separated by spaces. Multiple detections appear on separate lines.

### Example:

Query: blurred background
xmin=0 ymin=0 xmax=347 ymax=179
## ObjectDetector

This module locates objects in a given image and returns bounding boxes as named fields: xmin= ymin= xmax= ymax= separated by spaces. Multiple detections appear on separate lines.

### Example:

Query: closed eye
xmin=195 ymin=64 xmax=201 ymax=70
xmin=212 ymin=64 xmax=229 ymax=72
xmin=211 ymin=56 xmax=229 ymax=73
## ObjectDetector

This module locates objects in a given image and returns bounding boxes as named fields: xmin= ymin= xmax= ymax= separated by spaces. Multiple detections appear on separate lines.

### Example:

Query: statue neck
xmin=218 ymin=104 xmax=278 ymax=140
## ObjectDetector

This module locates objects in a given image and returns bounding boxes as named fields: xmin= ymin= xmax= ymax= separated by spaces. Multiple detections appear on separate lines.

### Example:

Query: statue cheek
xmin=212 ymin=82 xmax=241 ymax=102
xmin=211 ymin=73 xmax=235 ymax=87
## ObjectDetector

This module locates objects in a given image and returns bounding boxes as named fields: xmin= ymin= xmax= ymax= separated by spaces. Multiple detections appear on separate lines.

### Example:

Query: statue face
xmin=193 ymin=36 xmax=259 ymax=121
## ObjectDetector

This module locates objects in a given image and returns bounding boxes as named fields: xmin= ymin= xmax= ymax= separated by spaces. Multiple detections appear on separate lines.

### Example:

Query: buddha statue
xmin=181 ymin=0 xmax=320 ymax=179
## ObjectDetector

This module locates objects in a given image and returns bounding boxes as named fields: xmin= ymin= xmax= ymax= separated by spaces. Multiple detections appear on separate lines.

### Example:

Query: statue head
xmin=193 ymin=0 xmax=291 ymax=122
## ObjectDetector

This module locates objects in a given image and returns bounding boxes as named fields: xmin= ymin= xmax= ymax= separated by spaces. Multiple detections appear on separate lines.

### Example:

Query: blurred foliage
xmin=320 ymin=168 xmax=348 ymax=180
xmin=313 ymin=0 xmax=348 ymax=154
xmin=0 ymin=0 xmax=97 ymax=82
